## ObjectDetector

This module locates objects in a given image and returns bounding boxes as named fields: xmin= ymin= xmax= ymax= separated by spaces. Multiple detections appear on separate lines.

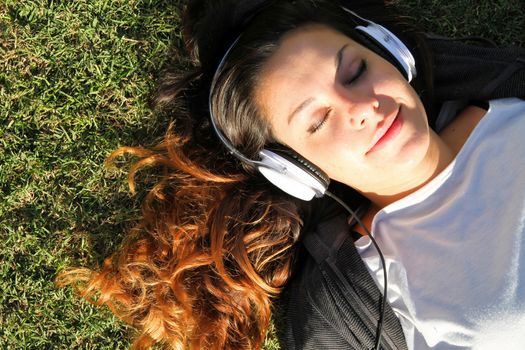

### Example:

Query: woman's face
xmin=255 ymin=25 xmax=431 ymax=193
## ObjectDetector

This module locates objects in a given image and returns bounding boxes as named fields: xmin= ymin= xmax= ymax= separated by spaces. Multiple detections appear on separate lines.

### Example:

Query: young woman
xmin=58 ymin=0 xmax=525 ymax=349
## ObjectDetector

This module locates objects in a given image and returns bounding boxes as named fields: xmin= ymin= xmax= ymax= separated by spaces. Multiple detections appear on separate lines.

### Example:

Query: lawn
xmin=1 ymin=0 xmax=523 ymax=349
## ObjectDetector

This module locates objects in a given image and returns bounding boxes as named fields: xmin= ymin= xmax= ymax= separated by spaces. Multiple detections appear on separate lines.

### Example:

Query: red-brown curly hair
xmin=57 ymin=124 xmax=303 ymax=349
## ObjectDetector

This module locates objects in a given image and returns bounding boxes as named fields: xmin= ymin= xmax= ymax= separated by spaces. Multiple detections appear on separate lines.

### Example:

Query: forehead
xmin=260 ymin=24 xmax=357 ymax=77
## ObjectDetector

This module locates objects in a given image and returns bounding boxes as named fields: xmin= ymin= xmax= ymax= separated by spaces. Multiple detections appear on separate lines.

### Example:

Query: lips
xmin=366 ymin=106 xmax=403 ymax=155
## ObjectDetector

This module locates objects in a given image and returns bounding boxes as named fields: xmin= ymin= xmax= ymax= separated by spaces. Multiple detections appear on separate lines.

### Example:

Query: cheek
xmin=397 ymin=132 xmax=430 ymax=165
xmin=386 ymin=107 xmax=431 ymax=166
xmin=304 ymin=144 xmax=364 ymax=183
xmin=402 ymin=93 xmax=431 ymax=156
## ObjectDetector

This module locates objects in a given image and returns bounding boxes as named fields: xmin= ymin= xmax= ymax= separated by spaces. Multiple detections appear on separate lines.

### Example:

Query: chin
xmin=395 ymin=134 xmax=430 ymax=166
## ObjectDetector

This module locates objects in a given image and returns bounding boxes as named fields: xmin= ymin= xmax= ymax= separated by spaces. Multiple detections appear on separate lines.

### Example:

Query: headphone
xmin=209 ymin=5 xmax=417 ymax=201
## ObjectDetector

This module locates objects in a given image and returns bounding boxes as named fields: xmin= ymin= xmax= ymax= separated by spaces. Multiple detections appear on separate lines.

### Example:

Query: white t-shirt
xmin=356 ymin=98 xmax=525 ymax=349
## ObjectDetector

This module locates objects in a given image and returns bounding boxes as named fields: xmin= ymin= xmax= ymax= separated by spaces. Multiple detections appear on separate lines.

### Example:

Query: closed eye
xmin=308 ymin=107 xmax=333 ymax=134
xmin=344 ymin=59 xmax=367 ymax=86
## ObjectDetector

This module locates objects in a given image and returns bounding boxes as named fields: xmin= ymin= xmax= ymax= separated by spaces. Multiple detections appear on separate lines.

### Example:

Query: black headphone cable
xmin=325 ymin=190 xmax=388 ymax=350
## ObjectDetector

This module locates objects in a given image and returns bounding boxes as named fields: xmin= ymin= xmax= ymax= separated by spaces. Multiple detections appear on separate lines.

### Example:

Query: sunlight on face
xmin=255 ymin=25 xmax=431 ymax=193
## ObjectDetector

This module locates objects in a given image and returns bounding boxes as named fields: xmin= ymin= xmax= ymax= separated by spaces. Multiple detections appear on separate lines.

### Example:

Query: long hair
xmin=57 ymin=0 xmax=434 ymax=349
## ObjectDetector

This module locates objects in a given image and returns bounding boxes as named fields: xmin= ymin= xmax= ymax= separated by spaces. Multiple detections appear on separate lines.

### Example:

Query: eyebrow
xmin=287 ymin=44 xmax=349 ymax=125
xmin=287 ymin=97 xmax=314 ymax=125
xmin=335 ymin=44 xmax=349 ymax=73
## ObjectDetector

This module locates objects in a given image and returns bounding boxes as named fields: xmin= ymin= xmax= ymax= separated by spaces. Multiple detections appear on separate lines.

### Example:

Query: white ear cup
xmin=341 ymin=6 xmax=417 ymax=82
xmin=258 ymin=149 xmax=327 ymax=200
xmin=356 ymin=23 xmax=417 ymax=82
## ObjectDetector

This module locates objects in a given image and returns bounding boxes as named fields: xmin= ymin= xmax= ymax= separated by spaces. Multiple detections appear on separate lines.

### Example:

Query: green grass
xmin=1 ymin=0 xmax=523 ymax=349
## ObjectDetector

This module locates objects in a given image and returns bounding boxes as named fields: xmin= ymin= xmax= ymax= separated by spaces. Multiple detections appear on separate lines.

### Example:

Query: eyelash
xmin=309 ymin=59 xmax=368 ymax=134
xmin=344 ymin=59 xmax=367 ymax=86
xmin=309 ymin=107 xmax=333 ymax=134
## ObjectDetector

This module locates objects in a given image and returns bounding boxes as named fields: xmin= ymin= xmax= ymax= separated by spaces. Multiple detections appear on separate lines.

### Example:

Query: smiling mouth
xmin=366 ymin=106 xmax=403 ymax=155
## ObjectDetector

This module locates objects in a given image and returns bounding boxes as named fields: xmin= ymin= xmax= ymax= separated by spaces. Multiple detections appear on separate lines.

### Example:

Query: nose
xmin=344 ymin=92 xmax=382 ymax=130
